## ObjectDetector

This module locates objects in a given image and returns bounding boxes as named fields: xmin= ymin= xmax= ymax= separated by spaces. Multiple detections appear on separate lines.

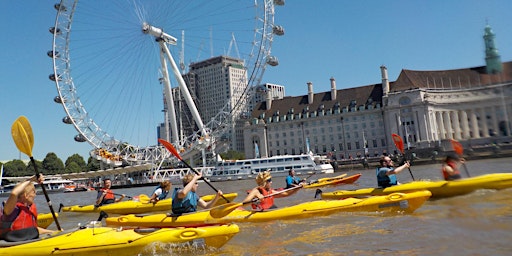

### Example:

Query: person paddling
xmin=0 ymin=175 xmax=56 ymax=242
xmin=95 ymin=178 xmax=125 ymax=206
xmin=285 ymin=169 xmax=305 ymax=189
xmin=441 ymin=154 xmax=464 ymax=181
xmin=244 ymin=171 xmax=300 ymax=211
xmin=149 ymin=180 xmax=172 ymax=203
xmin=171 ymin=173 xmax=223 ymax=214
xmin=376 ymin=155 xmax=410 ymax=188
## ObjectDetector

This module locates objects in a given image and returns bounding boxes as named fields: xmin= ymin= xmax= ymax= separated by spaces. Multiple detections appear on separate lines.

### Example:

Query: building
xmin=189 ymin=56 xmax=249 ymax=152
xmin=243 ymin=24 xmax=511 ymax=159
xmin=244 ymin=78 xmax=386 ymax=159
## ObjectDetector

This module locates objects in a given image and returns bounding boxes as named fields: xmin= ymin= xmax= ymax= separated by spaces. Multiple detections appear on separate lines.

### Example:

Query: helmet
xmin=256 ymin=171 xmax=272 ymax=186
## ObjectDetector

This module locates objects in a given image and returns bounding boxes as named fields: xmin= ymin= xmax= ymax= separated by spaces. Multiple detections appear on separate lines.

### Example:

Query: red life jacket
xmin=0 ymin=202 xmax=39 ymax=241
xmin=442 ymin=161 xmax=461 ymax=180
xmin=251 ymin=187 xmax=275 ymax=210
xmin=101 ymin=189 xmax=116 ymax=200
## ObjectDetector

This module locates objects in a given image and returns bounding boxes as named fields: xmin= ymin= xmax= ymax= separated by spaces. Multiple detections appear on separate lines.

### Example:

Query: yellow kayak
xmin=0 ymin=223 xmax=239 ymax=255
xmin=105 ymin=190 xmax=431 ymax=228
xmin=320 ymin=173 xmax=512 ymax=200
xmin=60 ymin=192 xmax=238 ymax=214
xmin=37 ymin=213 xmax=57 ymax=229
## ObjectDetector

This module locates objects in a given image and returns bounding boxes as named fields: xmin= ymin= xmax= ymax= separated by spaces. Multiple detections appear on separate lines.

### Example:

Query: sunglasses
xmin=266 ymin=178 xmax=272 ymax=183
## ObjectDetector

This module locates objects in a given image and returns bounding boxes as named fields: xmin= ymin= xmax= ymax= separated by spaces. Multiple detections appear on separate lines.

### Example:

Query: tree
xmin=66 ymin=161 xmax=82 ymax=173
xmin=65 ymin=154 xmax=86 ymax=173
xmin=27 ymin=159 xmax=44 ymax=175
xmin=220 ymin=150 xmax=245 ymax=160
xmin=87 ymin=156 xmax=101 ymax=172
xmin=42 ymin=152 xmax=65 ymax=175
xmin=3 ymin=160 xmax=28 ymax=178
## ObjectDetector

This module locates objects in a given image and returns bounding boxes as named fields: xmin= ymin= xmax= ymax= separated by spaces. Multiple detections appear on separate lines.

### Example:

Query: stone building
xmin=244 ymin=24 xmax=511 ymax=159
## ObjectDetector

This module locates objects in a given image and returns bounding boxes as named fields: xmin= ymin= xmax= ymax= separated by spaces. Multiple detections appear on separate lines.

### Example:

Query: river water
xmin=36 ymin=157 xmax=512 ymax=255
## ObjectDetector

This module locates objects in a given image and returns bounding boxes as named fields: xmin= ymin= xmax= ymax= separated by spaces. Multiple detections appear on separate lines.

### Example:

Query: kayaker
xmin=376 ymin=156 xmax=410 ymax=188
xmin=0 ymin=175 xmax=55 ymax=242
xmin=441 ymin=154 xmax=463 ymax=181
xmin=95 ymin=178 xmax=125 ymax=206
xmin=149 ymin=180 xmax=172 ymax=203
xmin=245 ymin=171 xmax=300 ymax=210
xmin=285 ymin=169 xmax=305 ymax=189
xmin=171 ymin=173 xmax=223 ymax=214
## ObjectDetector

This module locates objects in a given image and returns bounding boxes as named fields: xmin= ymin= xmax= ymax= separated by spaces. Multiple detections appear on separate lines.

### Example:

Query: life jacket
xmin=442 ymin=162 xmax=461 ymax=181
xmin=376 ymin=167 xmax=397 ymax=188
xmin=0 ymin=202 xmax=39 ymax=242
xmin=171 ymin=187 xmax=199 ymax=214
xmin=251 ymin=187 xmax=275 ymax=210
xmin=98 ymin=189 xmax=116 ymax=205
xmin=152 ymin=186 xmax=169 ymax=200
xmin=285 ymin=176 xmax=301 ymax=189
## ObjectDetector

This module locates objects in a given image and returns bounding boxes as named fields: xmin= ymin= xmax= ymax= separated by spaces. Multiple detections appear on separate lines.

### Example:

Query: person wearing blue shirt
xmin=149 ymin=180 xmax=171 ymax=203
xmin=171 ymin=173 xmax=222 ymax=214
xmin=285 ymin=169 xmax=304 ymax=189
xmin=376 ymin=155 xmax=410 ymax=188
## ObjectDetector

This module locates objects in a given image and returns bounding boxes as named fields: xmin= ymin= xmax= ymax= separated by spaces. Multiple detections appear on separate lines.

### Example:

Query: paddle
xmin=158 ymin=138 xmax=230 ymax=202
xmin=11 ymin=116 xmax=62 ymax=230
xmin=450 ymin=139 xmax=471 ymax=177
xmin=391 ymin=133 xmax=415 ymax=181
xmin=102 ymin=191 xmax=133 ymax=200
xmin=209 ymin=185 xmax=302 ymax=218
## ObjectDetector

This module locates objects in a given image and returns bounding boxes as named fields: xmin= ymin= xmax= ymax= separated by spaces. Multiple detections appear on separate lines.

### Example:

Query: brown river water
xmin=35 ymin=157 xmax=512 ymax=255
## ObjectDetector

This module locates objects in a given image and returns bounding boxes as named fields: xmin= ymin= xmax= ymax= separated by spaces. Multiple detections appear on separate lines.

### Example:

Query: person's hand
xmin=460 ymin=158 xmax=466 ymax=164
xmin=403 ymin=161 xmax=410 ymax=168
xmin=217 ymin=190 xmax=223 ymax=196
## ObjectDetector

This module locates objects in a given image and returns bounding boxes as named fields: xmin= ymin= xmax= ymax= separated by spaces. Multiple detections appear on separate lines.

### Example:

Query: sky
xmin=1 ymin=0 xmax=511 ymax=163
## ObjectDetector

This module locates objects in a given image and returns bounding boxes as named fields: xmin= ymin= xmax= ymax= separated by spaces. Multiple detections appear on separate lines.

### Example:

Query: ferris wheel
xmin=49 ymin=0 xmax=283 ymax=166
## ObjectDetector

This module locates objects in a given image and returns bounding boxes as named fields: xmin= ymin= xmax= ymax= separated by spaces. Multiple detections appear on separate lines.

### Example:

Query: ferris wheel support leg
xmin=159 ymin=43 xmax=180 ymax=145
xmin=161 ymin=41 xmax=208 ymax=137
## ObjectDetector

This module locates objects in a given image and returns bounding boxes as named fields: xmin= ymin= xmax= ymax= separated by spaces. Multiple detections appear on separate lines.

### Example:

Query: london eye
xmin=49 ymin=0 xmax=283 ymax=167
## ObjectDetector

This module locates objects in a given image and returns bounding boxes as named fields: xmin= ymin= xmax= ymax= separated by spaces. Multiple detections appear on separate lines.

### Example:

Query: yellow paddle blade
xmin=209 ymin=202 xmax=243 ymax=218
xmin=16 ymin=116 xmax=34 ymax=146
xmin=11 ymin=117 xmax=34 ymax=157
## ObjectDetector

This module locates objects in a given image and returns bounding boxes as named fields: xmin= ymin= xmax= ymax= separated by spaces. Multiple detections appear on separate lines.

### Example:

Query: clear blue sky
xmin=1 ymin=0 xmax=511 ymax=162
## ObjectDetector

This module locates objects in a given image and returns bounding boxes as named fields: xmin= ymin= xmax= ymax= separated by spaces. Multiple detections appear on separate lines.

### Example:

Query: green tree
xmin=65 ymin=154 xmax=87 ymax=173
xmin=66 ymin=161 xmax=82 ymax=173
xmin=3 ymin=160 xmax=27 ymax=177
xmin=27 ymin=159 xmax=44 ymax=175
xmin=87 ymin=156 xmax=101 ymax=172
xmin=220 ymin=150 xmax=245 ymax=160
xmin=42 ymin=152 xmax=65 ymax=175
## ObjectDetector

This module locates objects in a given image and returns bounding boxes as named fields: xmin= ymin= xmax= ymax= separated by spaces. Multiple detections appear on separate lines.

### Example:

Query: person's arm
xmin=4 ymin=175 xmax=39 ymax=215
xmin=443 ymin=164 xmax=456 ymax=176
xmin=285 ymin=176 xmax=293 ymax=187
xmin=200 ymin=190 xmax=223 ymax=209
xmin=114 ymin=193 xmax=125 ymax=202
xmin=95 ymin=190 xmax=106 ymax=205
xmin=243 ymin=187 xmax=263 ymax=203
xmin=149 ymin=188 xmax=161 ymax=203
xmin=37 ymin=227 xmax=54 ymax=235
xmin=388 ymin=161 xmax=410 ymax=175
xmin=177 ymin=174 xmax=201 ymax=199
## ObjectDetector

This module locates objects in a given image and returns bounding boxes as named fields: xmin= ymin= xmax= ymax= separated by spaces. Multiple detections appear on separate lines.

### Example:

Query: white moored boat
xmin=205 ymin=154 xmax=334 ymax=182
